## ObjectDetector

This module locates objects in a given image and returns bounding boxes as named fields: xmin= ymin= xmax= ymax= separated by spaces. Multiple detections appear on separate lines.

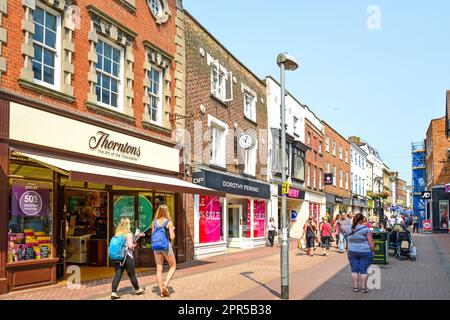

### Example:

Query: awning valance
xmin=13 ymin=152 xmax=225 ymax=197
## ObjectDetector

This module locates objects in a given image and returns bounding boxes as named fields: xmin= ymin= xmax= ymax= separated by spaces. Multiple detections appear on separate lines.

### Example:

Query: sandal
xmin=162 ymin=285 xmax=170 ymax=297
xmin=352 ymin=288 xmax=359 ymax=293
xmin=362 ymin=288 xmax=369 ymax=293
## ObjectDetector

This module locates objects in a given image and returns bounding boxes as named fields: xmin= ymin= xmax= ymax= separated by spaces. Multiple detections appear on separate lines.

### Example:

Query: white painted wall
xmin=351 ymin=143 xmax=367 ymax=197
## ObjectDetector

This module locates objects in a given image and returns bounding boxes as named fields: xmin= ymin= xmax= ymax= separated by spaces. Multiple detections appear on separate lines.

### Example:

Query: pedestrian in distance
xmin=302 ymin=216 xmax=317 ymax=257
xmin=334 ymin=214 xmax=341 ymax=249
xmin=413 ymin=215 xmax=419 ymax=233
xmin=151 ymin=205 xmax=177 ymax=298
xmin=267 ymin=217 xmax=276 ymax=247
xmin=110 ymin=218 xmax=146 ymax=300
xmin=319 ymin=216 xmax=332 ymax=256
xmin=344 ymin=213 xmax=375 ymax=293
xmin=337 ymin=213 xmax=351 ymax=253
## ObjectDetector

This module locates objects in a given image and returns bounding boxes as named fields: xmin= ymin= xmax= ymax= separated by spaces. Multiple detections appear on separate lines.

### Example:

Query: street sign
xmin=282 ymin=181 xmax=290 ymax=195
xmin=421 ymin=191 xmax=431 ymax=200
xmin=290 ymin=210 xmax=298 ymax=223
xmin=423 ymin=220 xmax=432 ymax=232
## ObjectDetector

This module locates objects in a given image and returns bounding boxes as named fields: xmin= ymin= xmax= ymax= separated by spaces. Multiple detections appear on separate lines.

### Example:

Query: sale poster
xmin=246 ymin=200 xmax=267 ymax=238
xmin=199 ymin=196 xmax=221 ymax=243
xmin=253 ymin=200 xmax=266 ymax=238
xmin=12 ymin=182 xmax=49 ymax=217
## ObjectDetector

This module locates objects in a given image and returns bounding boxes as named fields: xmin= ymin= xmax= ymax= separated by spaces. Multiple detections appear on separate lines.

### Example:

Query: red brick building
xmin=183 ymin=12 xmax=270 ymax=258
xmin=322 ymin=121 xmax=351 ymax=218
xmin=0 ymin=0 xmax=217 ymax=294
xmin=425 ymin=116 xmax=450 ymax=232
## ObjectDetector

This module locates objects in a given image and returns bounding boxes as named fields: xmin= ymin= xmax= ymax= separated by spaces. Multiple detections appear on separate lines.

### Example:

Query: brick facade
xmin=304 ymin=119 xmax=324 ymax=192
xmin=183 ymin=12 xmax=268 ymax=259
xmin=1 ymin=0 xmax=179 ymax=142
xmin=426 ymin=116 xmax=450 ymax=187
xmin=322 ymin=121 xmax=351 ymax=198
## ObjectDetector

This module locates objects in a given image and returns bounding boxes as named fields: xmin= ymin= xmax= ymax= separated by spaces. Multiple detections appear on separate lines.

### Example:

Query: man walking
xmin=337 ymin=213 xmax=351 ymax=253
xmin=412 ymin=215 xmax=419 ymax=233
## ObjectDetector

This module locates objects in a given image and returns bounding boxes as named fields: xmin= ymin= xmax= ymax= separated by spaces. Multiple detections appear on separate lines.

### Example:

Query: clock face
xmin=239 ymin=134 xmax=253 ymax=149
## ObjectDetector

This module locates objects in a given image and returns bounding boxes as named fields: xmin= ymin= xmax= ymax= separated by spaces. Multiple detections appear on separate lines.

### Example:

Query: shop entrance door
xmin=228 ymin=205 xmax=243 ymax=240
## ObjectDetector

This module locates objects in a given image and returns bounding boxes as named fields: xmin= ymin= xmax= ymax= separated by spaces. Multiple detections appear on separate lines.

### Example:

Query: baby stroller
xmin=397 ymin=229 xmax=416 ymax=261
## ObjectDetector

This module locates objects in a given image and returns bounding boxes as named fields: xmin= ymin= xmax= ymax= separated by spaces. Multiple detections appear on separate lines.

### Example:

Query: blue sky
xmin=184 ymin=0 xmax=450 ymax=183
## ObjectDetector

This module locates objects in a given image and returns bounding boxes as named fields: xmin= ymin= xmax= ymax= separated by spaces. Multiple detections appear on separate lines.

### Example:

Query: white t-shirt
xmin=395 ymin=217 xmax=404 ymax=224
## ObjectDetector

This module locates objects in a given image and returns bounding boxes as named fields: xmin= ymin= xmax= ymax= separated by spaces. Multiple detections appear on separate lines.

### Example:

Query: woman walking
xmin=334 ymin=214 xmax=341 ymax=249
xmin=267 ymin=217 xmax=276 ymax=247
xmin=151 ymin=205 xmax=177 ymax=298
xmin=344 ymin=213 xmax=375 ymax=293
xmin=319 ymin=217 xmax=332 ymax=256
xmin=111 ymin=218 xmax=146 ymax=300
xmin=303 ymin=217 xmax=317 ymax=257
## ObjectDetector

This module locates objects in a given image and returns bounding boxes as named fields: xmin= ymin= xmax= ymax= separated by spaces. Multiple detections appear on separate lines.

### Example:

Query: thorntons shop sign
xmin=89 ymin=131 xmax=141 ymax=161
xmin=193 ymin=169 xmax=270 ymax=199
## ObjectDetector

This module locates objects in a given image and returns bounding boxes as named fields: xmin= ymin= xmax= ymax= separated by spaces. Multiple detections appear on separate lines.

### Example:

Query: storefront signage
xmin=113 ymin=196 xmax=153 ymax=232
xmin=193 ymin=169 xmax=270 ymax=199
xmin=12 ymin=182 xmax=49 ymax=217
xmin=446 ymin=184 xmax=450 ymax=193
xmin=278 ymin=186 xmax=305 ymax=200
xmin=246 ymin=200 xmax=266 ymax=238
xmin=89 ymin=131 xmax=141 ymax=161
xmin=10 ymin=102 xmax=180 ymax=172
xmin=421 ymin=191 xmax=431 ymax=200
xmin=199 ymin=196 xmax=222 ymax=243
xmin=335 ymin=196 xmax=344 ymax=204
xmin=324 ymin=173 xmax=333 ymax=186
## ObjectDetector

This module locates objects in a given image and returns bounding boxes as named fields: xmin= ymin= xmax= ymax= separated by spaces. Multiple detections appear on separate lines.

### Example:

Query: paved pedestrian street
xmin=0 ymin=233 xmax=448 ymax=301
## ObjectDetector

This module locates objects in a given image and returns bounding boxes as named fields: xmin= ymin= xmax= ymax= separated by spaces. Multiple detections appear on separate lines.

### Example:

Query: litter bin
xmin=372 ymin=231 xmax=388 ymax=265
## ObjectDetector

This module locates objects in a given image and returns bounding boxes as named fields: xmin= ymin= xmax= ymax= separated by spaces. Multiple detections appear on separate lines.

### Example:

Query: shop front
xmin=0 ymin=101 xmax=220 ymax=294
xmin=326 ymin=194 xmax=351 ymax=219
xmin=351 ymin=197 xmax=368 ymax=216
xmin=192 ymin=168 xmax=271 ymax=258
xmin=275 ymin=185 xmax=305 ymax=239
xmin=305 ymin=191 xmax=326 ymax=226
xmin=431 ymin=186 xmax=450 ymax=233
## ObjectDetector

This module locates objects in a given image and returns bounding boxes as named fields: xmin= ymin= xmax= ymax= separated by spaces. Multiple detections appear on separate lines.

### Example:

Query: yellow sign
xmin=282 ymin=182 xmax=290 ymax=195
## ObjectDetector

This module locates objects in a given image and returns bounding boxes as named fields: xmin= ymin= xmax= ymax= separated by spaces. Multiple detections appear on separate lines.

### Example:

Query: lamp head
xmin=277 ymin=53 xmax=299 ymax=71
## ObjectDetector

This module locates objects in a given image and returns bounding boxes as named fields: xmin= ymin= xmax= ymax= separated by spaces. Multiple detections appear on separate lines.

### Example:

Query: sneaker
xmin=111 ymin=292 xmax=120 ymax=300
xmin=326 ymin=253 xmax=329 ymax=256
xmin=135 ymin=287 xmax=146 ymax=295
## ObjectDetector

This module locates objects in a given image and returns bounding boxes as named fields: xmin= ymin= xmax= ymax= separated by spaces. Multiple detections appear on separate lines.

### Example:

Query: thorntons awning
xmin=14 ymin=152 xmax=225 ymax=197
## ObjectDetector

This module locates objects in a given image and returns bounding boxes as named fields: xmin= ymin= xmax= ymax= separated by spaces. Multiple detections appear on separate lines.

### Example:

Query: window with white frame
xmin=340 ymin=169 xmax=343 ymax=188
xmin=345 ymin=172 xmax=348 ymax=190
xmin=325 ymin=162 xmax=330 ymax=173
xmin=333 ymin=166 xmax=337 ymax=186
xmin=95 ymin=39 xmax=124 ymax=111
xmin=147 ymin=66 xmax=163 ymax=124
xmin=307 ymin=132 xmax=311 ymax=145
xmin=209 ymin=116 xmax=228 ymax=167
xmin=313 ymin=166 xmax=316 ymax=189
xmin=351 ymin=173 xmax=354 ymax=192
xmin=332 ymin=141 xmax=336 ymax=156
xmin=319 ymin=169 xmax=323 ymax=189
xmin=351 ymin=150 xmax=354 ymax=162
xmin=339 ymin=146 xmax=343 ymax=160
xmin=325 ymin=137 xmax=330 ymax=152
xmin=345 ymin=151 xmax=348 ymax=163
xmin=244 ymin=91 xmax=256 ymax=122
xmin=210 ymin=57 xmax=232 ymax=102
xmin=307 ymin=164 xmax=311 ymax=187
xmin=244 ymin=142 xmax=257 ymax=176
xmin=318 ymin=141 xmax=322 ymax=155
xmin=148 ymin=0 xmax=164 ymax=17
xmin=32 ymin=5 xmax=61 ymax=89
xmin=293 ymin=117 xmax=299 ymax=136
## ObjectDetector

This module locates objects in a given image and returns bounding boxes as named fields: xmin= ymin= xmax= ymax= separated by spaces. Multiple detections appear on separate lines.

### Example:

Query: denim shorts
xmin=347 ymin=251 xmax=373 ymax=275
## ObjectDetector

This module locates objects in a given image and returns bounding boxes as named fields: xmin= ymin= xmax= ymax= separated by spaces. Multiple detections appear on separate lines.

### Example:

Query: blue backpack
xmin=151 ymin=220 xmax=169 ymax=251
xmin=109 ymin=235 xmax=127 ymax=261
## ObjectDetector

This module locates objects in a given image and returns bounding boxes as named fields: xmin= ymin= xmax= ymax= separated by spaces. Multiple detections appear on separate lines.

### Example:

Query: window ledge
xmin=244 ymin=116 xmax=257 ymax=126
xmin=18 ymin=79 xmax=76 ymax=104
xmin=115 ymin=0 xmax=136 ymax=12
xmin=209 ymin=163 xmax=228 ymax=172
xmin=243 ymin=173 xmax=257 ymax=180
xmin=86 ymin=102 xmax=135 ymax=124
xmin=210 ymin=94 xmax=229 ymax=107
xmin=142 ymin=120 xmax=172 ymax=135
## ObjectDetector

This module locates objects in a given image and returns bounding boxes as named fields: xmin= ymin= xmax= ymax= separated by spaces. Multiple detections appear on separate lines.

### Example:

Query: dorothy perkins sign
xmin=89 ymin=131 xmax=141 ymax=161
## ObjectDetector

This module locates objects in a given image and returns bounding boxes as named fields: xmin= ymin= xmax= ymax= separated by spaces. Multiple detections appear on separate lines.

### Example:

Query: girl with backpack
xmin=151 ymin=205 xmax=176 ymax=298
xmin=111 ymin=218 xmax=145 ymax=300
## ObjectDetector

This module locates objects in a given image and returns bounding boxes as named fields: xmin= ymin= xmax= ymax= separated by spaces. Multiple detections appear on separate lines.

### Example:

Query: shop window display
xmin=8 ymin=180 xmax=53 ymax=263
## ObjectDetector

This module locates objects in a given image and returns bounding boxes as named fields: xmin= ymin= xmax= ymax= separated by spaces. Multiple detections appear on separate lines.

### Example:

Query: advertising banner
xmin=199 ymin=196 xmax=222 ymax=243
xmin=113 ymin=196 xmax=153 ymax=232
xmin=253 ymin=200 xmax=266 ymax=238
xmin=12 ymin=182 xmax=49 ymax=217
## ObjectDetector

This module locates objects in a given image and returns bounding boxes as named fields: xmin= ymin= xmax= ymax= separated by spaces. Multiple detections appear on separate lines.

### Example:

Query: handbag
xmin=321 ymin=222 xmax=335 ymax=242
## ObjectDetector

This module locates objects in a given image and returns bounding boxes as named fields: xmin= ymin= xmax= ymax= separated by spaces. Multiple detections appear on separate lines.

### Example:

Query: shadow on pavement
xmin=240 ymin=271 xmax=281 ymax=299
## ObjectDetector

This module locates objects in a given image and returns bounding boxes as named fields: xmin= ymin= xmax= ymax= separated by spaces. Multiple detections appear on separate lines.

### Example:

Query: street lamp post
xmin=277 ymin=53 xmax=299 ymax=300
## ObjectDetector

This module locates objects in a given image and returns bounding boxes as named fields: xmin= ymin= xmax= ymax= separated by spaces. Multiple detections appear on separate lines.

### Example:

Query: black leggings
xmin=268 ymin=230 xmax=275 ymax=246
xmin=112 ymin=255 xmax=140 ymax=293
